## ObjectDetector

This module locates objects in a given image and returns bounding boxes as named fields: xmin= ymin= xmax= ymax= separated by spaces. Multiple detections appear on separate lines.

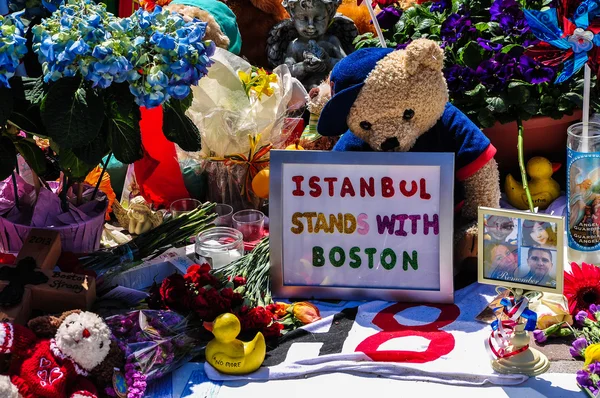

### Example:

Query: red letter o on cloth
xmin=355 ymin=303 xmax=460 ymax=363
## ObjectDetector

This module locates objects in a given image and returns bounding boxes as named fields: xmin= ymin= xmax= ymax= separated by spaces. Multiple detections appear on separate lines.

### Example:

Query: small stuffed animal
xmin=165 ymin=0 xmax=242 ymax=54
xmin=0 ymin=311 xmax=115 ymax=398
xmin=317 ymin=39 xmax=501 ymax=274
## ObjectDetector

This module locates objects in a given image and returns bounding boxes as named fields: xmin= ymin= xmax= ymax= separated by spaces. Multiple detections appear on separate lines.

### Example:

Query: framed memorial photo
xmin=477 ymin=207 xmax=564 ymax=294
xmin=269 ymin=150 xmax=455 ymax=303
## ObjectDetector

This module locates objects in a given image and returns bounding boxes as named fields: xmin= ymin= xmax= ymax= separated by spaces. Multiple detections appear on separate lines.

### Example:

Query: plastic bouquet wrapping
xmin=179 ymin=48 xmax=306 ymax=211
xmin=105 ymin=310 xmax=206 ymax=398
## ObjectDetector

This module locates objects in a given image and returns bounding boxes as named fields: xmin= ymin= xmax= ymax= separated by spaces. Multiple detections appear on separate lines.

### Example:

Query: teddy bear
xmin=299 ymin=80 xmax=340 ymax=150
xmin=0 ymin=310 xmax=121 ymax=398
xmin=317 ymin=39 xmax=501 ymax=275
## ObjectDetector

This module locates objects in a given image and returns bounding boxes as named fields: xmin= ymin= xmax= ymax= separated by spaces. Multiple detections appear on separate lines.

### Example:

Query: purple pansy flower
xmin=430 ymin=0 xmax=451 ymax=13
xmin=476 ymin=53 xmax=517 ymax=91
xmin=518 ymin=55 xmax=555 ymax=84
xmin=396 ymin=40 xmax=412 ymax=50
xmin=441 ymin=13 xmax=476 ymax=45
xmin=477 ymin=38 xmax=502 ymax=51
xmin=533 ymin=329 xmax=547 ymax=343
xmin=577 ymin=369 xmax=592 ymax=387
xmin=576 ymin=310 xmax=590 ymax=325
xmin=523 ymin=38 xmax=540 ymax=47
xmin=570 ymin=337 xmax=589 ymax=358
xmin=376 ymin=6 xmax=402 ymax=30
xmin=489 ymin=0 xmax=529 ymax=35
xmin=444 ymin=65 xmax=477 ymax=94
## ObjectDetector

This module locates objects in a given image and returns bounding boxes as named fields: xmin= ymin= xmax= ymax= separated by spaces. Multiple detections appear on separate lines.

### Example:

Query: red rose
xmin=233 ymin=276 xmax=247 ymax=288
xmin=159 ymin=274 xmax=191 ymax=312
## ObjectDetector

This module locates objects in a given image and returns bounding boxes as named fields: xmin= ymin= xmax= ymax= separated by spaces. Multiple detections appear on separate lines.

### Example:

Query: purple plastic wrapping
xmin=0 ymin=175 xmax=107 ymax=253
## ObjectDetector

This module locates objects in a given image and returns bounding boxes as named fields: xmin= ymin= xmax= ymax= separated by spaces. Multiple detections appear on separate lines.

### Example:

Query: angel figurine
xmin=267 ymin=0 xmax=358 ymax=90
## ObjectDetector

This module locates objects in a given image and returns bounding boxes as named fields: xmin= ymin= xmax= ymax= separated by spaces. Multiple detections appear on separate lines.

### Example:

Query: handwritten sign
xmin=270 ymin=151 xmax=455 ymax=303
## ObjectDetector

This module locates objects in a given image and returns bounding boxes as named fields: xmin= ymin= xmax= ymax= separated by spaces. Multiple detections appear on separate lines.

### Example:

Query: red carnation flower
xmin=184 ymin=264 xmax=220 ymax=288
xmin=239 ymin=307 xmax=274 ymax=330
xmin=233 ymin=276 xmax=247 ymax=288
xmin=159 ymin=274 xmax=191 ymax=313
xmin=262 ymin=321 xmax=284 ymax=340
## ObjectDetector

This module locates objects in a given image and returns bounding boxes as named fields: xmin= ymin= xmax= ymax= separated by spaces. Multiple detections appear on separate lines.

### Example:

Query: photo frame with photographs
xmin=478 ymin=207 xmax=564 ymax=294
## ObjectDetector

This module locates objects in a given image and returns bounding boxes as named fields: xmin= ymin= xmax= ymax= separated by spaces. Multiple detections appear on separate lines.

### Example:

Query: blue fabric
xmin=329 ymin=48 xmax=394 ymax=94
xmin=333 ymin=103 xmax=492 ymax=206
xmin=317 ymin=48 xmax=394 ymax=137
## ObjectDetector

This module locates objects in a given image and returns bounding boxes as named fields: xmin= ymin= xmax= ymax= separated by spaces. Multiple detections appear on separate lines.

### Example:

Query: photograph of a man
xmin=521 ymin=247 xmax=556 ymax=287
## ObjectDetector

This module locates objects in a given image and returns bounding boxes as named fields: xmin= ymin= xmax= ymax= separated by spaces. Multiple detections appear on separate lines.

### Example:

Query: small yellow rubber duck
xmin=504 ymin=157 xmax=561 ymax=210
xmin=204 ymin=313 xmax=266 ymax=375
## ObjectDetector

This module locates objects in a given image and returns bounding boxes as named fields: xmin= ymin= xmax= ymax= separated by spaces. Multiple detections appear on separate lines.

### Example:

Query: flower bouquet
xmin=105 ymin=310 xmax=207 ymax=398
xmin=0 ymin=0 xmax=215 ymax=249
xmin=178 ymin=48 xmax=306 ymax=211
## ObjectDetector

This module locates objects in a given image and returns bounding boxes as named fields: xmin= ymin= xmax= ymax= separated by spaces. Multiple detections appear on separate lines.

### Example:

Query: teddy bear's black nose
xmin=380 ymin=137 xmax=400 ymax=151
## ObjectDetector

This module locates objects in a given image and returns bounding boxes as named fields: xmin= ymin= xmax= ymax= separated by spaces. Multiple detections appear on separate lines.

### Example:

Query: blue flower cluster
xmin=126 ymin=6 xmax=215 ymax=108
xmin=33 ymin=0 xmax=135 ymax=88
xmin=0 ymin=13 xmax=28 ymax=88
xmin=32 ymin=0 xmax=215 ymax=108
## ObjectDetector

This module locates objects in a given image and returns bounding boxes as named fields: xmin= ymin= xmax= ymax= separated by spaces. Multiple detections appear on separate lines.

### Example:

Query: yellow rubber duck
xmin=204 ymin=313 xmax=266 ymax=375
xmin=504 ymin=157 xmax=561 ymax=210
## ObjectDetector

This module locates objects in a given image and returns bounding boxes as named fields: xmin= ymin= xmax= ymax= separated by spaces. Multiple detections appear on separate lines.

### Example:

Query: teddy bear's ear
xmin=27 ymin=316 xmax=61 ymax=337
xmin=403 ymin=39 xmax=445 ymax=76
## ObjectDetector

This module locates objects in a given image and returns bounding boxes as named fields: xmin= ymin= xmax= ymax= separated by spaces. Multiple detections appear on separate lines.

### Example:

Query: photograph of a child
xmin=479 ymin=209 xmax=563 ymax=292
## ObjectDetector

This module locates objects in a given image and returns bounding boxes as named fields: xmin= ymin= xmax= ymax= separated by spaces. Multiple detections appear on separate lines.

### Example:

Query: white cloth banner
xmin=205 ymin=282 xmax=528 ymax=386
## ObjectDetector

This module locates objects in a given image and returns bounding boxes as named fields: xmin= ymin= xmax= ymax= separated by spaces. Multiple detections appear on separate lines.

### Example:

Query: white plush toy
xmin=0 ymin=311 xmax=113 ymax=398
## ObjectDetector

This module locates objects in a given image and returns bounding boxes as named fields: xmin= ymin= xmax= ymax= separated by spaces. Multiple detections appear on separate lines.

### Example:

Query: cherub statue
xmin=113 ymin=196 xmax=163 ymax=235
xmin=267 ymin=0 xmax=357 ymax=90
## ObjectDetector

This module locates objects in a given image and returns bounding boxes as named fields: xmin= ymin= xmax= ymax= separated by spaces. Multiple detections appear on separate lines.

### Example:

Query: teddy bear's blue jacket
xmin=332 ymin=103 xmax=497 ymax=212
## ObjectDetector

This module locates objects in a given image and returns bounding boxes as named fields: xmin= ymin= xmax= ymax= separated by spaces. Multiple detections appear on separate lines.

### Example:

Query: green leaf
xmin=501 ymin=44 xmax=521 ymax=54
xmin=465 ymin=84 xmax=486 ymax=97
xmin=105 ymin=84 xmax=143 ymax=164
xmin=507 ymin=82 xmax=532 ymax=104
xmin=475 ymin=22 xmax=489 ymax=32
xmin=40 ymin=77 xmax=104 ymax=149
xmin=14 ymin=139 xmax=47 ymax=176
xmin=0 ymin=87 xmax=13 ymax=127
xmin=477 ymin=109 xmax=497 ymax=128
xmin=58 ymin=148 xmax=95 ymax=180
xmin=108 ymin=106 xmax=143 ymax=164
xmin=417 ymin=18 xmax=435 ymax=31
xmin=486 ymin=97 xmax=507 ymax=113
xmin=561 ymin=92 xmax=583 ymax=108
xmin=460 ymin=41 xmax=483 ymax=69
xmin=72 ymin=130 xmax=109 ymax=165
xmin=163 ymin=97 xmax=201 ymax=152
xmin=26 ymin=79 xmax=47 ymax=106
xmin=0 ymin=136 xmax=17 ymax=181
xmin=521 ymin=98 xmax=541 ymax=115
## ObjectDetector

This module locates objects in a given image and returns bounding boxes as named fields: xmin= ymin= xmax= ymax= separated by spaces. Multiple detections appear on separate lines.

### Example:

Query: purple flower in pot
xmin=518 ymin=55 xmax=555 ymax=84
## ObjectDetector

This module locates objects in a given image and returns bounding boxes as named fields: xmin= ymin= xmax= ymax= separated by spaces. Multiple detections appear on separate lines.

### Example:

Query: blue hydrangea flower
xmin=0 ymin=13 xmax=28 ymax=88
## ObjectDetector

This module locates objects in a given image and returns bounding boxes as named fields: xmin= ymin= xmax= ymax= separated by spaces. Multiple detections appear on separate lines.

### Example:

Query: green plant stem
xmin=517 ymin=117 xmax=534 ymax=212
xmin=92 ymin=152 xmax=112 ymax=200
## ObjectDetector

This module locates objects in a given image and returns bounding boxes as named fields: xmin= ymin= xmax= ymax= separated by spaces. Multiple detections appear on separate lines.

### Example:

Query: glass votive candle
xmin=214 ymin=204 xmax=234 ymax=227
xmin=195 ymin=227 xmax=244 ymax=269
xmin=232 ymin=209 xmax=265 ymax=242
xmin=170 ymin=198 xmax=201 ymax=219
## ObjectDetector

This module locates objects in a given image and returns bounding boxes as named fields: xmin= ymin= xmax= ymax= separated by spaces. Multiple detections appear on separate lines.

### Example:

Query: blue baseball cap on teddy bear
xmin=317 ymin=47 xmax=394 ymax=137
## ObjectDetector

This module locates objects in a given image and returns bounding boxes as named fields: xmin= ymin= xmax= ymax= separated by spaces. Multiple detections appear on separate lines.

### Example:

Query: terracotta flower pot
xmin=483 ymin=111 xmax=582 ymax=178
